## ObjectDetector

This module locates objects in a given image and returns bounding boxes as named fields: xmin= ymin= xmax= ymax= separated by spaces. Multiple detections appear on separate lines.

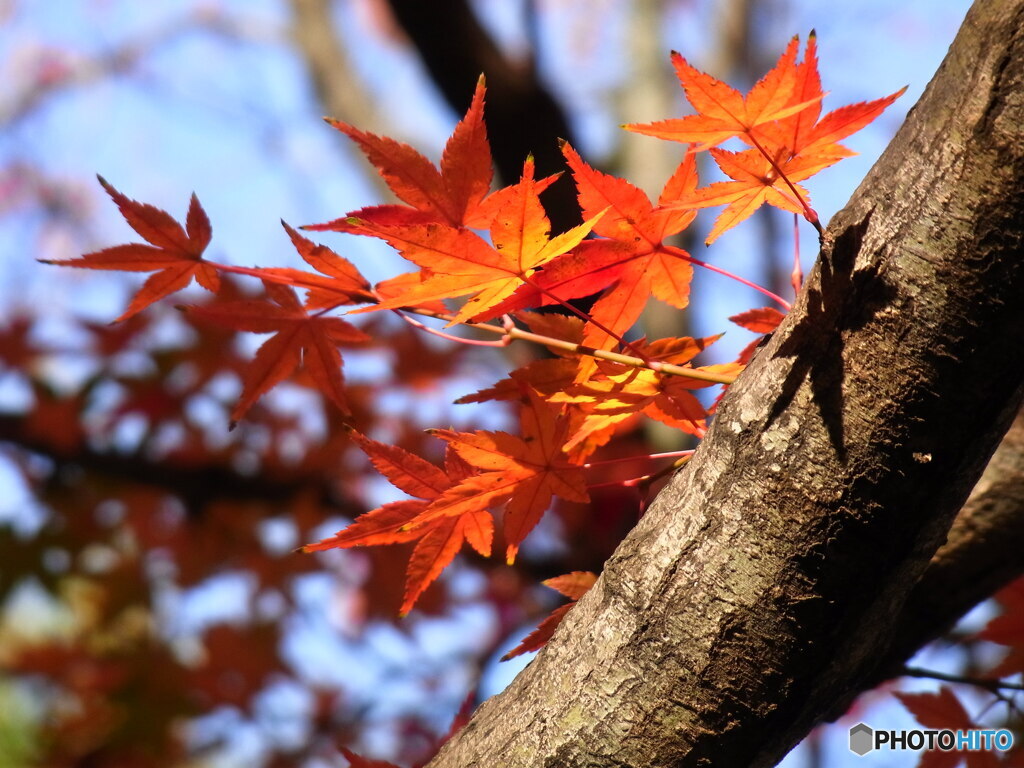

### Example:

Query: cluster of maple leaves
xmin=53 ymin=35 xmax=901 ymax=624
xmin=32 ymin=34 xmax=1023 ymax=767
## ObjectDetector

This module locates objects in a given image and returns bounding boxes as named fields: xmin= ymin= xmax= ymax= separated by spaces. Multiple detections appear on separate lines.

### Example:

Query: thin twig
xmin=205 ymin=260 xmax=739 ymax=385
xmin=902 ymin=666 xmax=1024 ymax=693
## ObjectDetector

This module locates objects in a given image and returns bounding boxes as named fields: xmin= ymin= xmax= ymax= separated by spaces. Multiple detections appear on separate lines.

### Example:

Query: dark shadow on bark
xmin=769 ymin=210 xmax=895 ymax=461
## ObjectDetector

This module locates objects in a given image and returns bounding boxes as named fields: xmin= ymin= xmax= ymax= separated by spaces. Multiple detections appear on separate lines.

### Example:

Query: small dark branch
xmin=0 ymin=414 xmax=360 ymax=517
xmin=902 ymin=666 xmax=1024 ymax=694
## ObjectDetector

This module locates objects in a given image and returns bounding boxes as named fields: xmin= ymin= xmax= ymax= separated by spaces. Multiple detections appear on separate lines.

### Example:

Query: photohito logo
xmin=849 ymin=722 xmax=1014 ymax=757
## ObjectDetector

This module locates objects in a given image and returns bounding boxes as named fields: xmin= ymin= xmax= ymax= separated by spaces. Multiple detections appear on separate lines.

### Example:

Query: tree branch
xmin=872 ymin=405 xmax=1024 ymax=687
xmin=286 ymin=0 xmax=390 ymax=138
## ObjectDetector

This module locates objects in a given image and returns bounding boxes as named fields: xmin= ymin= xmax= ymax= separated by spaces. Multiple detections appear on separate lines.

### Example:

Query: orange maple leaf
xmin=763 ymin=34 xmax=908 ymax=159
xmin=412 ymin=388 xmax=589 ymax=563
xmin=304 ymin=432 xmax=492 ymax=615
xmin=254 ymin=223 xmax=375 ymax=310
xmin=311 ymin=76 xmax=493 ymax=231
xmin=502 ymin=571 xmax=597 ymax=660
xmin=678 ymin=145 xmax=843 ymax=244
xmin=480 ymin=145 xmax=698 ymax=374
xmin=624 ymin=37 xmax=823 ymax=150
xmin=44 ymin=177 xmax=219 ymax=321
xmin=551 ymin=336 xmax=734 ymax=448
xmin=628 ymin=35 xmax=905 ymax=243
xmin=347 ymin=158 xmax=603 ymax=324
xmin=183 ymin=281 xmax=368 ymax=426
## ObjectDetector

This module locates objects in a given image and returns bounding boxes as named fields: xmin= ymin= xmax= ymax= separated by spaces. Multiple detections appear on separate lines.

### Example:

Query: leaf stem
xmin=394 ymin=309 xmax=512 ymax=347
xmin=745 ymin=132 xmax=823 ymax=239
xmin=204 ymin=258 xmax=737 ymax=385
xmin=519 ymin=273 xmax=653 ymax=364
xmin=407 ymin=308 xmax=738 ymax=385
xmin=665 ymin=246 xmax=791 ymax=311
xmin=791 ymin=213 xmax=803 ymax=297
xmin=584 ymin=449 xmax=694 ymax=468
xmin=587 ymin=452 xmax=694 ymax=490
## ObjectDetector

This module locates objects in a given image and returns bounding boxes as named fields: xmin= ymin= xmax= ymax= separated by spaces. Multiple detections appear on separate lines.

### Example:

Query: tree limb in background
xmin=384 ymin=0 xmax=582 ymax=233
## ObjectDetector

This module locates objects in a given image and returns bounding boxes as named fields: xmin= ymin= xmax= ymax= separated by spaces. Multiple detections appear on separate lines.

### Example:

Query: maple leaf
xmin=455 ymin=314 xmax=584 ymax=404
xmin=977 ymin=577 xmax=1024 ymax=676
xmin=624 ymin=37 xmax=823 ymax=150
xmin=311 ymin=76 xmax=493 ymax=231
xmin=347 ymin=158 xmax=604 ymax=324
xmin=626 ymin=36 xmax=905 ymax=243
xmin=254 ymin=222 xmax=375 ymax=310
xmin=729 ymin=306 xmax=787 ymax=334
xmin=411 ymin=388 xmax=589 ymax=564
xmin=895 ymin=688 xmax=1002 ymax=768
xmin=183 ymin=281 xmax=369 ymax=426
xmin=304 ymin=432 xmax=493 ymax=615
xmin=764 ymin=34 xmax=908 ymax=159
xmin=551 ymin=336 xmax=734 ymax=448
xmin=677 ymin=144 xmax=840 ymax=244
xmin=730 ymin=306 xmax=787 ymax=364
xmin=502 ymin=571 xmax=597 ymax=660
xmin=44 ymin=177 xmax=219 ymax=321
xmin=480 ymin=145 xmax=697 ymax=370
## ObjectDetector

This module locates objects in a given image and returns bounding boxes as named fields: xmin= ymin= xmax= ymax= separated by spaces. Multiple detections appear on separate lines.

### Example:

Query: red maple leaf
xmin=480 ymin=144 xmax=698 ymax=370
xmin=502 ymin=571 xmax=597 ymax=660
xmin=311 ymin=76 xmax=493 ymax=231
xmin=895 ymin=688 xmax=1002 ymax=768
xmin=183 ymin=281 xmax=368 ymax=426
xmin=411 ymin=387 xmax=589 ymax=564
xmin=730 ymin=306 xmax=787 ymax=363
xmin=977 ymin=577 xmax=1024 ymax=676
xmin=304 ymin=432 xmax=492 ymax=615
xmin=254 ymin=222 xmax=375 ymax=310
xmin=44 ymin=177 xmax=219 ymax=321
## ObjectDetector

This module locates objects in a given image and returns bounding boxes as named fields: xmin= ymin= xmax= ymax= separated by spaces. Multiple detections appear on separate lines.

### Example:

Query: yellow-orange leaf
xmin=351 ymin=159 xmax=603 ymax=324
xmin=413 ymin=388 xmax=588 ymax=563
xmin=502 ymin=571 xmax=597 ymax=660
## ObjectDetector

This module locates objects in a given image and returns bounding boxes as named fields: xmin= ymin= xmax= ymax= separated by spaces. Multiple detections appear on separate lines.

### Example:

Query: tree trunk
xmin=427 ymin=0 xmax=1024 ymax=765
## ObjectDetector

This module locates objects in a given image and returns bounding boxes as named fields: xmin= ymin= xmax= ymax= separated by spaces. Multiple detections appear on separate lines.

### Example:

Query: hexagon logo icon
xmin=849 ymin=722 xmax=874 ymax=756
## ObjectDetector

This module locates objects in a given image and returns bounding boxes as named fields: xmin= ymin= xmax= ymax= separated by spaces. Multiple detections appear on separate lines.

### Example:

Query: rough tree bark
xmin=427 ymin=0 xmax=1024 ymax=765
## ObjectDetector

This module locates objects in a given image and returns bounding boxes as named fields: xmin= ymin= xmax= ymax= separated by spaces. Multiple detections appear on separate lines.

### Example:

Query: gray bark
xmin=427 ymin=0 xmax=1024 ymax=765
